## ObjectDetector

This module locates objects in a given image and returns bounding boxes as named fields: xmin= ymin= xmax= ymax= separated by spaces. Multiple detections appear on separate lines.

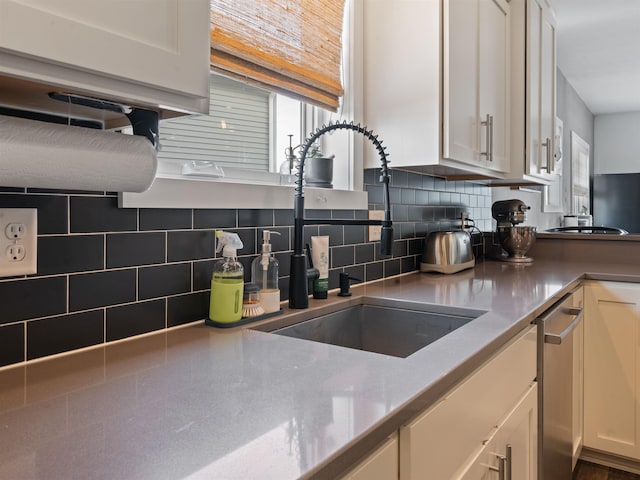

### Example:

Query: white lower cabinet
xmin=459 ymin=384 xmax=537 ymax=480
xmin=584 ymin=281 xmax=640 ymax=460
xmin=399 ymin=325 xmax=537 ymax=480
xmin=342 ymin=434 xmax=399 ymax=480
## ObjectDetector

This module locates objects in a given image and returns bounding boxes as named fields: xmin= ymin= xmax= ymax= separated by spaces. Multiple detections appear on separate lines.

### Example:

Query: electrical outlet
xmin=5 ymin=223 xmax=26 ymax=239
xmin=6 ymin=244 xmax=26 ymax=262
xmin=0 ymin=208 xmax=37 ymax=277
xmin=368 ymin=210 xmax=384 ymax=241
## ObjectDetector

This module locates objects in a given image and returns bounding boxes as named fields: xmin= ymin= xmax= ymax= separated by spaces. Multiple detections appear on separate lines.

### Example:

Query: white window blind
xmin=157 ymin=74 xmax=271 ymax=173
xmin=210 ymin=0 xmax=347 ymax=112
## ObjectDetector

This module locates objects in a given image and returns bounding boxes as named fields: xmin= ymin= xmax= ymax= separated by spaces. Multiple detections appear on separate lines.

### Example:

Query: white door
xmin=526 ymin=0 xmax=557 ymax=177
xmin=444 ymin=0 xmax=509 ymax=172
xmin=539 ymin=5 xmax=557 ymax=173
xmin=444 ymin=0 xmax=480 ymax=165
xmin=458 ymin=384 xmax=538 ymax=480
xmin=493 ymin=383 xmax=538 ymax=480
xmin=478 ymin=0 xmax=510 ymax=173
xmin=584 ymin=282 xmax=640 ymax=460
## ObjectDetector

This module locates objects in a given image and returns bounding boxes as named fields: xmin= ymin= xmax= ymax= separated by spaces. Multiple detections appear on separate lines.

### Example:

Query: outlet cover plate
xmin=0 ymin=208 xmax=37 ymax=277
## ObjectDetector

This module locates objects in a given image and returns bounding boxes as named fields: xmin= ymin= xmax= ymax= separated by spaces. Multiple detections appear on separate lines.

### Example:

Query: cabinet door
xmin=493 ymin=383 xmax=538 ymax=480
xmin=444 ymin=0 xmax=479 ymax=165
xmin=526 ymin=0 xmax=557 ymax=177
xmin=478 ymin=0 xmax=510 ymax=173
xmin=539 ymin=5 xmax=557 ymax=173
xmin=572 ymin=287 xmax=584 ymax=470
xmin=458 ymin=383 xmax=538 ymax=480
xmin=444 ymin=0 xmax=510 ymax=172
xmin=362 ymin=0 xmax=441 ymax=170
xmin=342 ymin=434 xmax=398 ymax=480
xmin=584 ymin=282 xmax=640 ymax=460
xmin=0 ymin=0 xmax=210 ymax=113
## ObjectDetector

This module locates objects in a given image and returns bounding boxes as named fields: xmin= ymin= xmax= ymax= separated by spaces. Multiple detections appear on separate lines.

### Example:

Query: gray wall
xmin=557 ymin=67 xmax=595 ymax=214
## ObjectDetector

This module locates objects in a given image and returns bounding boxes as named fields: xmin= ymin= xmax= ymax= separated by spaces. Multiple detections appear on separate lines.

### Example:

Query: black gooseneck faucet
xmin=289 ymin=121 xmax=393 ymax=309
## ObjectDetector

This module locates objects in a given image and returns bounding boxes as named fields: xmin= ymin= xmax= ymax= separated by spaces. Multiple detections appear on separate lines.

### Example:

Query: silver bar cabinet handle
xmin=541 ymin=137 xmax=552 ymax=171
xmin=489 ymin=115 xmax=494 ymax=162
xmin=544 ymin=307 xmax=584 ymax=345
xmin=489 ymin=453 xmax=506 ymax=480
xmin=481 ymin=114 xmax=491 ymax=159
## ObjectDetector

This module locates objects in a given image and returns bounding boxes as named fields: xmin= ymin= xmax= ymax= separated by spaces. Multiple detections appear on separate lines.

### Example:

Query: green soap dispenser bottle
xmin=251 ymin=230 xmax=281 ymax=314
xmin=209 ymin=230 xmax=244 ymax=324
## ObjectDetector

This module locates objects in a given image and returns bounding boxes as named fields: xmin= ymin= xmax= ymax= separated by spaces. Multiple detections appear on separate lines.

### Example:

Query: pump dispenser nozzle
xmin=251 ymin=230 xmax=281 ymax=314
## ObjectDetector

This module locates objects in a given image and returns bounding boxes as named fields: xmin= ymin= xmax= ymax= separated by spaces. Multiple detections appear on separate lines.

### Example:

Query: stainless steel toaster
xmin=420 ymin=231 xmax=475 ymax=274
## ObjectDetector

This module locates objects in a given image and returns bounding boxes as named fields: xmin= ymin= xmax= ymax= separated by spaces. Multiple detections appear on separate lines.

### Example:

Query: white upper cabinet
xmin=0 ymin=0 xmax=210 ymax=119
xmin=361 ymin=0 xmax=510 ymax=179
xmin=527 ymin=0 xmax=558 ymax=177
xmin=504 ymin=0 xmax=558 ymax=184
xmin=444 ymin=0 xmax=511 ymax=174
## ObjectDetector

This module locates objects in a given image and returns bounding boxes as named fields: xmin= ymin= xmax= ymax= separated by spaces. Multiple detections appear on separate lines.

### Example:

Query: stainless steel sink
xmin=266 ymin=302 xmax=485 ymax=358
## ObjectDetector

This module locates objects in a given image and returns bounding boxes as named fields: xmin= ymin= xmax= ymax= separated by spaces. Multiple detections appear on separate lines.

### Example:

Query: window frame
xmin=120 ymin=0 xmax=366 ymax=210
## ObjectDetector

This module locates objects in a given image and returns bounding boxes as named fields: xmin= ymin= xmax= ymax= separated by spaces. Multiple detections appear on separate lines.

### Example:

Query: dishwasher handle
xmin=544 ymin=307 xmax=583 ymax=345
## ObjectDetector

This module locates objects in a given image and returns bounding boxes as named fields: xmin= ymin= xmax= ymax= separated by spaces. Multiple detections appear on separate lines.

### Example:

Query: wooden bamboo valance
xmin=210 ymin=0 xmax=346 ymax=112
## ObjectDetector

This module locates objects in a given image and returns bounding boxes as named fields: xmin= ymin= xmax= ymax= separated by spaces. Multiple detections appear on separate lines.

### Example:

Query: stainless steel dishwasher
xmin=537 ymin=289 xmax=584 ymax=480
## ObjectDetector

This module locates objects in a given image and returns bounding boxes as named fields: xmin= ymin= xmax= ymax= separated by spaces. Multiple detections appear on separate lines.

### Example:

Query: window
xmin=120 ymin=0 xmax=366 ymax=209
xmin=571 ymin=131 xmax=590 ymax=215
xmin=153 ymin=74 xmax=338 ymax=187
xmin=157 ymin=74 xmax=271 ymax=176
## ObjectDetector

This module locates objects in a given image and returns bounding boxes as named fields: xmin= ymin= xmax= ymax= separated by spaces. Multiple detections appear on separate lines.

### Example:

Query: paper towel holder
xmin=49 ymin=92 xmax=159 ymax=150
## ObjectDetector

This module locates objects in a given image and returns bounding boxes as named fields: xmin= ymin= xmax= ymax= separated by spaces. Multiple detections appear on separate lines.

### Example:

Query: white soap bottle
xmin=251 ymin=230 xmax=281 ymax=314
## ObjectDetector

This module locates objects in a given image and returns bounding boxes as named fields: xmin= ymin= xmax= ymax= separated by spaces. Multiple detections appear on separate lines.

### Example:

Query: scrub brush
xmin=242 ymin=302 xmax=265 ymax=318
xmin=242 ymin=283 xmax=265 ymax=318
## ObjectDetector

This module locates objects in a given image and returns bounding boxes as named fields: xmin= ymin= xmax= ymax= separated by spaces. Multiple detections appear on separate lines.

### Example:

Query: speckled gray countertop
xmin=2 ymin=259 xmax=640 ymax=480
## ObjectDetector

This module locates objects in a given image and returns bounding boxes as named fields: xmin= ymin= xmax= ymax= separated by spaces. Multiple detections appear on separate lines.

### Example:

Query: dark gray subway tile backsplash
xmin=38 ymin=234 xmax=105 ymax=275
xmin=139 ymin=208 xmax=193 ymax=231
xmin=106 ymin=300 xmax=166 ymax=342
xmin=106 ymin=232 xmax=165 ymax=269
xmin=167 ymin=292 xmax=209 ymax=328
xmin=0 ymin=193 xmax=68 ymax=234
xmin=69 ymin=269 xmax=137 ymax=311
xmin=26 ymin=310 xmax=104 ymax=360
xmin=0 ymin=323 xmax=24 ymax=367
xmin=1 ymin=276 xmax=67 ymax=324
xmin=138 ymin=263 xmax=191 ymax=300
xmin=70 ymin=196 xmax=137 ymax=233
xmin=0 ymin=169 xmax=492 ymax=367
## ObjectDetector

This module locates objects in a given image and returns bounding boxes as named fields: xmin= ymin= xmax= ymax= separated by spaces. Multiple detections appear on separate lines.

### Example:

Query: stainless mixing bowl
xmin=497 ymin=226 xmax=536 ymax=263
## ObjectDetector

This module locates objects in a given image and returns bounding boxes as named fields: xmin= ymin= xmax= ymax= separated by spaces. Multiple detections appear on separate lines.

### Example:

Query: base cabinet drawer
xmin=399 ymin=325 xmax=537 ymax=480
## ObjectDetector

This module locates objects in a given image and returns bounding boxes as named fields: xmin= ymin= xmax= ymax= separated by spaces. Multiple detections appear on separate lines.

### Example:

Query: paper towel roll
xmin=0 ymin=115 xmax=157 ymax=192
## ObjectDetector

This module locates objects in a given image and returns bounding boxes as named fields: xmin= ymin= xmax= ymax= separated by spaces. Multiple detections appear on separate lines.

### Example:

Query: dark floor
xmin=574 ymin=460 xmax=640 ymax=479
